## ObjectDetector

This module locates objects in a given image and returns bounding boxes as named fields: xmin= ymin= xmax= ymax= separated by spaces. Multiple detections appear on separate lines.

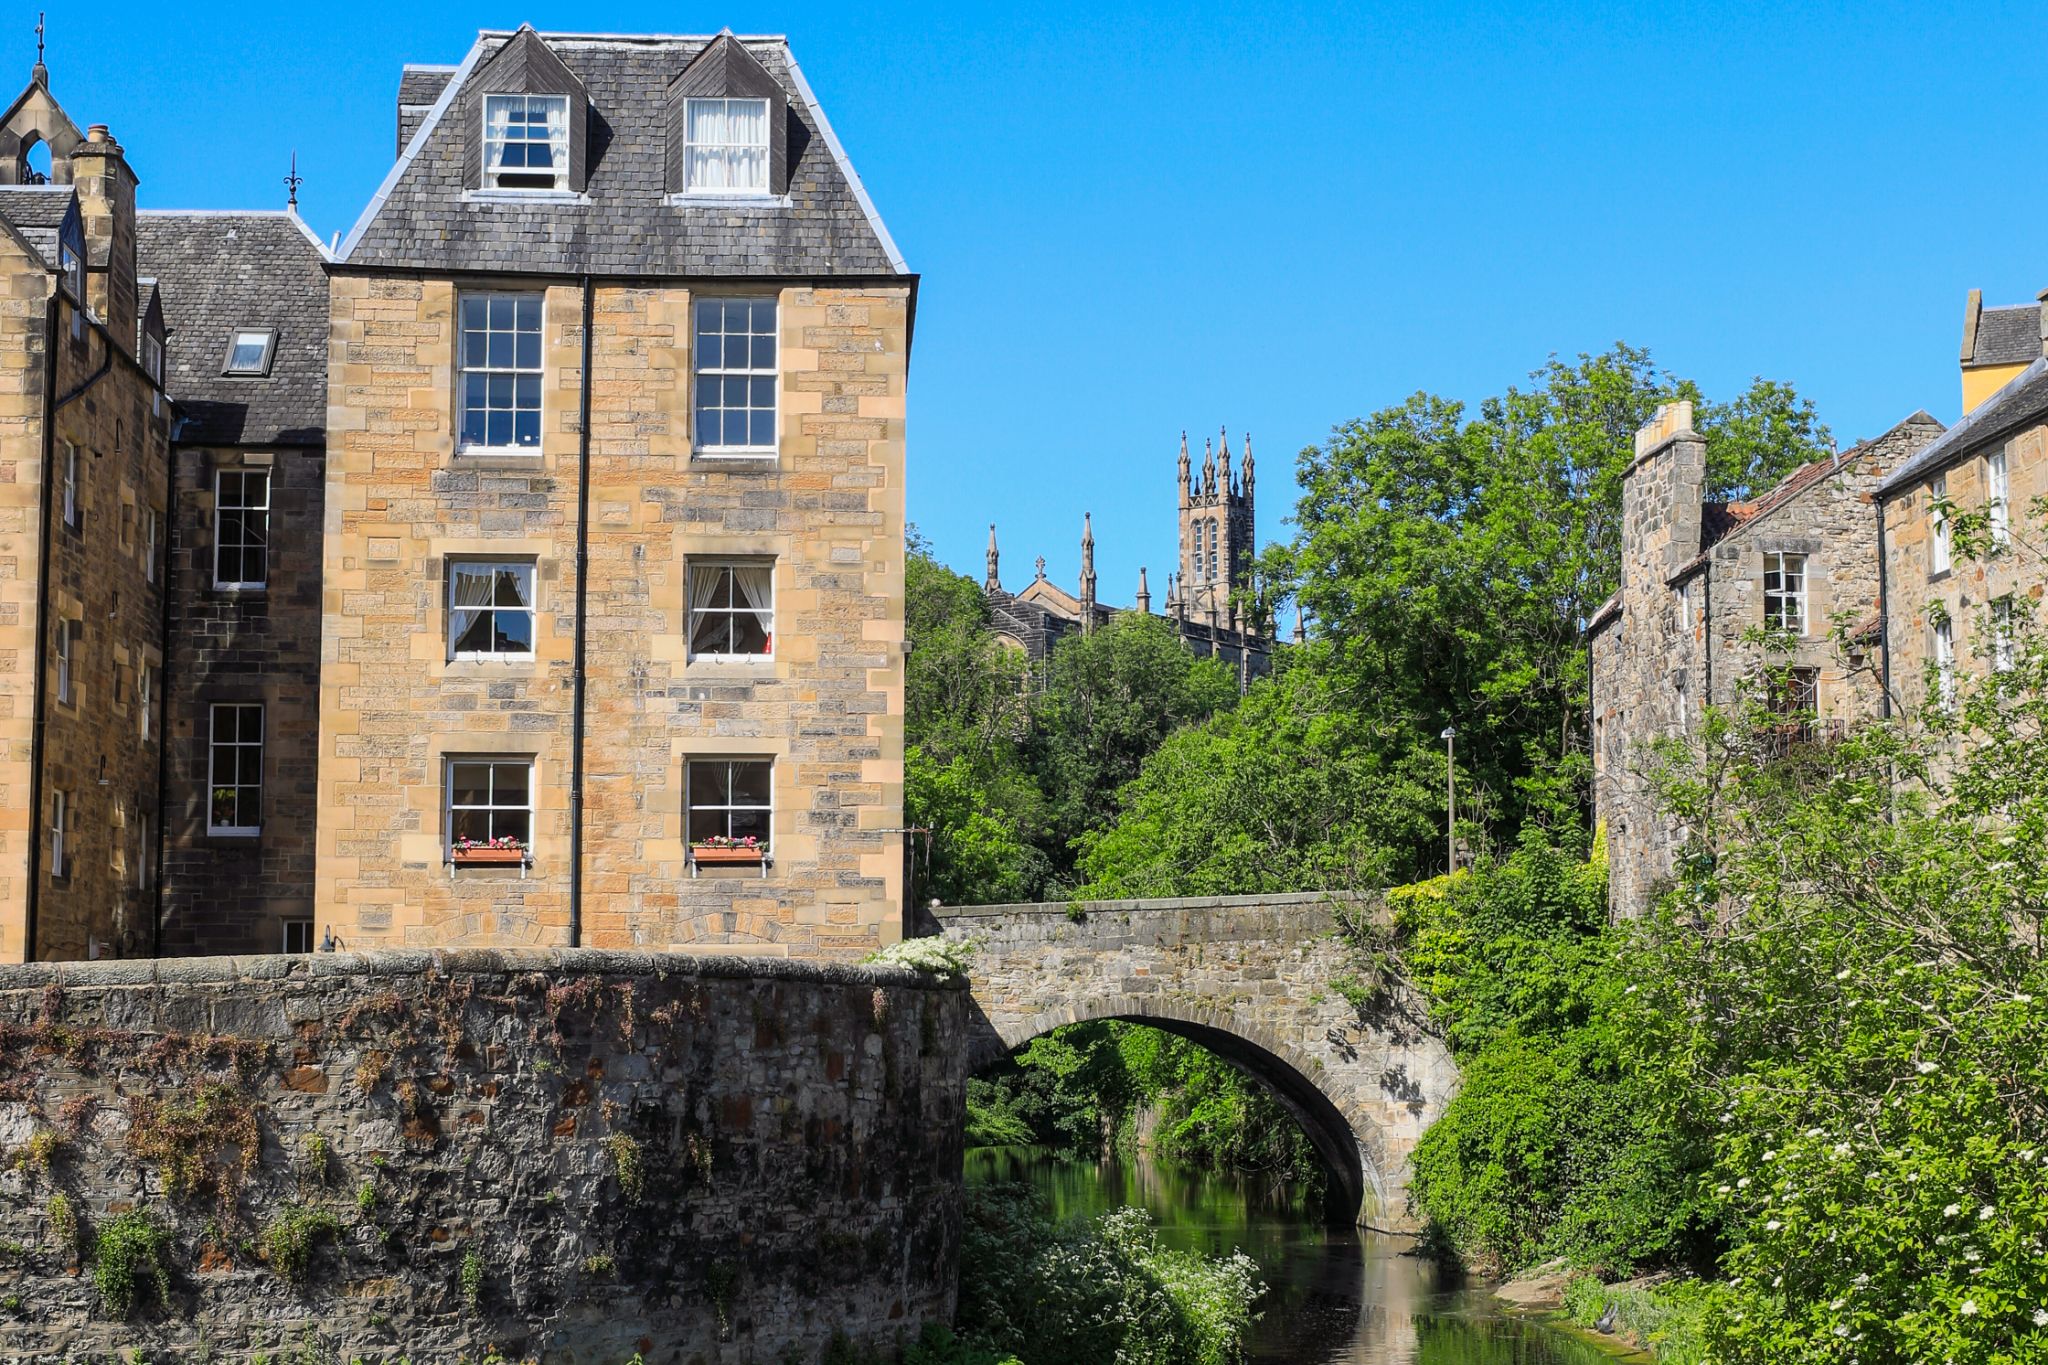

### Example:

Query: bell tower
xmin=1175 ymin=426 xmax=1255 ymax=624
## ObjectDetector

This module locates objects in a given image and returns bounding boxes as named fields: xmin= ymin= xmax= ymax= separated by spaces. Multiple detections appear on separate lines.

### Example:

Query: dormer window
xmin=682 ymin=98 xmax=770 ymax=195
xmin=223 ymin=327 xmax=276 ymax=377
xmin=483 ymin=93 xmax=569 ymax=191
xmin=142 ymin=329 xmax=164 ymax=385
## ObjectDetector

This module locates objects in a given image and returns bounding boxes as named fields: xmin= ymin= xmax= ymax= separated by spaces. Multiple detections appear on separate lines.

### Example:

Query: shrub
xmin=263 ymin=1207 xmax=341 ymax=1283
xmin=862 ymin=934 xmax=975 ymax=977
xmin=603 ymin=1133 xmax=645 ymax=1204
xmin=92 ymin=1210 xmax=172 ymax=1318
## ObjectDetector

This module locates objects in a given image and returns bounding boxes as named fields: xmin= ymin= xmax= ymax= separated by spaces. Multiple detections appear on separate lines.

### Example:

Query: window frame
xmin=1992 ymin=596 xmax=2017 ymax=673
xmin=457 ymin=291 xmax=546 ymax=456
xmin=49 ymin=789 xmax=66 ymax=880
xmin=144 ymin=508 xmax=160 ymax=585
xmin=213 ymin=468 xmax=272 ymax=591
xmin=137 ymin=807 xmax=153 ymax=891
xmin=444 ymin=755 xmax=535 ymax=853
xmin=221 ymin=327 xmax=277 ymax=378
xmin=57 ymin=214 xmax=84 ymax=305
xmin=1762 ymin=551 xmax=1808 ymax=635
xmin=207 ymin=701 xmax=265 ymax=837
xmin=482 ymin=92 xmax=571 ymax=193
xmin=446 ymin=559 xmax=538 ymax=662
xmin=1930 ymin=475 xmax=1951 ymax=577
xmin=685 ymin=757 xmax=774 ymax=856
xmin=138 ymin=662 xmax=152 ymax=741
xmin=687 ymin=558 xmax=776 ymax=661
xmin=680 ymin=96 xmax=772 ymax=197
xmin=1933 ymin=618 xmax=1956 ymax=710
xmin=282 ymin=919 xmax=315 ymax=954
xmin=142 ymin=329 xmax=164 ymax=386
xmin=53 ymin=617 xmax=70 ymax=705
xmin=1987 ymin=448 xmax=2010 ymax=550
xmin=60 ymin=440 xmax=77 ymax=528
xmin=691 ymin=296 xmax=779 ymax=458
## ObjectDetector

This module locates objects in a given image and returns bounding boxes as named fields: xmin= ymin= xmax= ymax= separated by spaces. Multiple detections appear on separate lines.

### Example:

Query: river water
xmin=967 ymin=1147 xmax=1626 ymax=1365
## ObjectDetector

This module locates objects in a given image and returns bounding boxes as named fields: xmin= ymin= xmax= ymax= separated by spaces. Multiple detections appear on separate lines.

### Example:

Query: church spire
xmin=984 ymin=523 xmax=1001 ymax=593
xmin=1079 ymin=512 xmax=1098 ymax=634
xmin=1219 ymin=425 xmax=1234 ymax=496
xmin=1241 ymin=432 xmax=1254 ymax=502
xmin=1202 ymin=436 xmax=1217 ymax=500
xmin=1177 ymin=430 xmax=1191 ymax=505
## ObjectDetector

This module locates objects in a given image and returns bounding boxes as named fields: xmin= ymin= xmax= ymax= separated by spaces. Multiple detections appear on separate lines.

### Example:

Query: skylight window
xmin=223 ymin=328 xmax=277 ymax=377
xmin=483 ymin=93 xmax=570 ymax=191
xmin=682 ymin=98 xmax=770 ymax=194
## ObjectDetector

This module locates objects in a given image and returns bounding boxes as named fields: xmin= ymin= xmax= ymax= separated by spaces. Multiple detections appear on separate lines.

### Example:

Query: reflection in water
xmin=967 ymin=1147 xmax=1619 ymax=1365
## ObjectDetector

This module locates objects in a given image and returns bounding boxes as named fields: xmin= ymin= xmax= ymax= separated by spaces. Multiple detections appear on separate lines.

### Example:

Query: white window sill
xmin=463 ymin=188 xmax=590 ymax=205
xmin=692 ymin=449 xmax=778 ymax=462
xmin=208 ymin=827 xmax=261 ymax=840
xmin=457 ymin=446 xmax=544 ymax=460
xmin=448 ymin=653 xmax=537 ymax=665
xmin=213 ymin=583 xmax=269 ymax=594
xmin=688 ymin=654 xmax=776 ymax=666
xmin=666 ymin=191 xmax=790 ymax=209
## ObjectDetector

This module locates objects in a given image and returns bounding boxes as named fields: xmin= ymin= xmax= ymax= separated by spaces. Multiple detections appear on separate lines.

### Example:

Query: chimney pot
xmin=86 ymin=124 xmax=107 ymax=143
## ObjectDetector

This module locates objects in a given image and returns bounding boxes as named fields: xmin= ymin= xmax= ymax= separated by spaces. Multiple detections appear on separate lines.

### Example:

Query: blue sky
xmin=40 ymin=1 xmax=2048 ymax=601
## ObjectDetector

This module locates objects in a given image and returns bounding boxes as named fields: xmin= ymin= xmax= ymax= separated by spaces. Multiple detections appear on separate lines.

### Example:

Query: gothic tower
xmin=1175 ymin=426 xmax=1255 ymax=624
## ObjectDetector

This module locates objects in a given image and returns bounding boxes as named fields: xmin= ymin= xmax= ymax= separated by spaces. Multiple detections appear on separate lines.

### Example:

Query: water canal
xmin=966 ymin=1147 xmax=1628 ymax=1365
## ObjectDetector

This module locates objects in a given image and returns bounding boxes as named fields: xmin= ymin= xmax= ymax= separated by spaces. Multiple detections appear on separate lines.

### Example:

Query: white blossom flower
xmin=1944 ymin=1204 xmax=1962 ymax=1218
xmin=1961 ymin=1300 xmax=1979 ymax=1317
xmin=2032 ymin=1308 xmax=2047 ymax=1327
xmin=1835 ymin=969 xmax=1852 ymax=980
xmin=1833 ymin=1325 xmax=1850 ymax=1338
xmin=1806 ymin=1127 xmax=1825 ymax=1138
xmin=1738 ymin=1177 xmax=1752 ymax=1189
xmin=1833 ymin=1142 xmax=1853 ymax=1156
xmin=1979 ymin=1204 xmax=1995 ymax=1220
xmin=1916 ymin=1060 xmax=1940 ymax=1074
xmin=1765 ymin=1219 xmax=1782 ymax=1231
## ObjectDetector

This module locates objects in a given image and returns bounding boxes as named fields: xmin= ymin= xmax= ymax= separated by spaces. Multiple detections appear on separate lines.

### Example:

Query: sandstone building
xmin=982 ymin=429 xmax=1279 ymax=681
xmin=0 ymin=26 xmax=913 ymax=962
xmin=1596 ymin=287 xmax=2048 ymax=915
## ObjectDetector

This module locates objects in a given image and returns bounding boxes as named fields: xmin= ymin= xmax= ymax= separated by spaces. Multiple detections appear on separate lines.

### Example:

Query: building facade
xmin=0 ymin=26 xmax=914 ymax=962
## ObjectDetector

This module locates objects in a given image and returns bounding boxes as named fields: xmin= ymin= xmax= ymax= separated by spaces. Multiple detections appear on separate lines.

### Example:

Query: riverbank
xmin=1493 ymin=1262 xmax=1704 ymax=1364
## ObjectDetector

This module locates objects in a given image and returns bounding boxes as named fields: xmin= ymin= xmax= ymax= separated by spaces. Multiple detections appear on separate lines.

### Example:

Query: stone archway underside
xmin=936 ymin=892 xmax=1460 ymax=1231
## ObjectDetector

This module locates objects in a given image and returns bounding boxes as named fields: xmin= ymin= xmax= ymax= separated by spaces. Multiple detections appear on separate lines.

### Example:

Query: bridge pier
xmin=937 ymin=892 xmax=1460 ymax=1232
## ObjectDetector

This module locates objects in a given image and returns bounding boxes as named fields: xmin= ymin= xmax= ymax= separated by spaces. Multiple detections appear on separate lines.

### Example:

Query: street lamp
xmin=1440 ymin=726 xmax=1457 ymax=875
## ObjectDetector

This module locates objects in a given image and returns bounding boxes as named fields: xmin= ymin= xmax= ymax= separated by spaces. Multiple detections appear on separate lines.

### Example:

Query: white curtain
xmin=690 ymin=563 xmax=727 ymax=651
xmin=733 ymin=565 xmax=774 ymax=648
xmin=485 ymin=96 xmax=517 ymax=170
xmin=686 ymin=98 xmax=768 ymax=192
xmin=450 ymin=565 xmax=496 ymax=649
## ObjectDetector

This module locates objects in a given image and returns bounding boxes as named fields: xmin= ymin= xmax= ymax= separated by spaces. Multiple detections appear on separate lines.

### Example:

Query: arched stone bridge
xmin=930 ymin=892 xmax=1459 ymax=1231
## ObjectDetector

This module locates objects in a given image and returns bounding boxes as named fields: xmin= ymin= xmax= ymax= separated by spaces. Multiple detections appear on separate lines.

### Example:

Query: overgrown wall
xmin=0 ymin=949 xmax=966 ymax=1362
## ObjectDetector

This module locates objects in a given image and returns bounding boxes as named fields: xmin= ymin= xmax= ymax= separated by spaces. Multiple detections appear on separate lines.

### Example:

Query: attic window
xmin=483 ymin=93 xmax=569 ymax=191
xmin=682 ymin=98 xmax=769 ymax=194
xmin=223 ymin=328 xmax=277 ymax=377
xmin=57 ymin=213 xmax=84 ymax=303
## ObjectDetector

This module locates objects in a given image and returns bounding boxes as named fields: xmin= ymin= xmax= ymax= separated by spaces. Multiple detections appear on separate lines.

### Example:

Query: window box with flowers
xmin=448 ymin=836 xmax=531 ymax=875
xmin=690 ymin=834 xmax=768 ymax=872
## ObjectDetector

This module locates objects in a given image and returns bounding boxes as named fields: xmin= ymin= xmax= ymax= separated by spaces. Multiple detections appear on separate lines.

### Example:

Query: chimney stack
xmin=70 ymin=122 xmax=137 ymax=354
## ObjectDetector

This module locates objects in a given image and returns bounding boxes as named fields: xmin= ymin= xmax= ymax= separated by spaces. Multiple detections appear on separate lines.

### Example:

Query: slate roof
xmin=1882 ymin=357 xmax=2048 ymax=495
xmin=1970 ymin=304 xmax=2041 ymax=368
xmin=136 ymin=211 xmax=330 ymax=447
xmin=397 ymin=64 xmax=456 ymax=157
xmin=0 ymin=184 xmax=74 ymax=267
xmin=341 ymin=30 xmax=907 ymax=276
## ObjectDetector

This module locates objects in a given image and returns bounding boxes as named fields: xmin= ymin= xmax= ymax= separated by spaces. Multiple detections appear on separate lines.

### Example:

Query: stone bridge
xmin=932 ymin=892 xmax=1459 ymax=1231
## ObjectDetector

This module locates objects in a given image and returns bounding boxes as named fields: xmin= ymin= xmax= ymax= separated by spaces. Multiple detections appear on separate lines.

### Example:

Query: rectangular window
xmin=1679 ymin=581 xmax=1693 ymax=633
xmin=683 ymin=97 xmax=770 ymax=194
xmin=693 ymin=298 xmax=776 ymax=455
xmin=142 ymin=331 xmax=164 ymax=385
xmin=1933 ymin=619 xmax=1956 ymax=710
xmin=282 ymin=919 xmax=315 ymax=954
xmin=446 ymin=757 xmax=533 ymax=849
xmin=59 ymin=218 xmax=83 ymax=304
xmin=1769 ymin=666 xmax=1819 ymax=717
xmin=214 ymin=469 xmax=271 ymax=589
xmin=448 ymin=561 xmax=536 ymax=659
xmin=483 ymin=93 xmax=569 ymax=191
xmin=687 ymin=758 xmax=772 ymax=851
xmin=1988 ymin=449 xmax=2010 ymax=550
xmin=138 ymin=663 xmax=152 ymax=741
xmin=222 ymin=327 xmax=276 ymax=377
xmin=208 ymin=702 xmax=264 ymax=835
xmin=61 ymin=441 xmax=77 ymax=528
xmin=1930 ymin=475 xmax=1951 ymax=576
xmin=1993 ymin=596 xmax=2017 ymax=673
xmin=1763 ymin=552 xmax=1807 ymax=634
xmin=49 ymin=790 xmax=66 ymax=879
xmin=688 ymin=560 xmax=774 ymax=658
xmin=145 ymin=509 xmax=159 ymax=585
xmin=459 ymin=292 xmax=544 ymax=452
xmin=54 ymin=619 xmax=70 ymax=705
xmin=137 ymin=808 xmax=153 ymax=891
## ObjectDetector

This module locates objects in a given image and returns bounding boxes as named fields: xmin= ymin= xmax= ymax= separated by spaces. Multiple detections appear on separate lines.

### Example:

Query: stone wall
xmin=159 ymin=444 xmax=325 ymax=956
xmin=933 ymin=892 xmax=1457 ymax=1231
xmin=316 ymin=276 xmax=907 ymax=957
xmin=0 ymin=948 xmax=965 ymax=1361
xmin=0 ymin=231 xmax=52 ymax=964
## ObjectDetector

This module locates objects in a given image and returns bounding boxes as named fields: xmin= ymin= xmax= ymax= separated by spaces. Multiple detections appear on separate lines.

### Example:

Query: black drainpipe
xmin=1702 ymin=569 xmax=1713 ymax=706
xmin=25 ymin=300 xmax=115 ymax=958
xmin=567 ymin=276 xmax=595 ymax=948
xmin=1875 ymin=496 xmax=1892 ymax=719
xmin=150 ymin=433 xmax=176 ymax=955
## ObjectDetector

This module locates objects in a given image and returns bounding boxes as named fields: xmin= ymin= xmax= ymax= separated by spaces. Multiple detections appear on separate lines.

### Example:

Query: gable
xmin=666 ymin=31 xmax=790 ymax=195
xmin=462 ymin=26 xmax=591 ymax=193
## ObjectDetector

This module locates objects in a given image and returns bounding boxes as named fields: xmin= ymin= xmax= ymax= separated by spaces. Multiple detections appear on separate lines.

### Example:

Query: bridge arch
xmin=936 ymin=892 xmax=1460 ymax=1231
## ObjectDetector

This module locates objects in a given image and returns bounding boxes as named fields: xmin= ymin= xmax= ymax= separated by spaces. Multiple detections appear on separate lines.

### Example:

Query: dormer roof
xmin=339 ymin=29 xmax=906 ymax=276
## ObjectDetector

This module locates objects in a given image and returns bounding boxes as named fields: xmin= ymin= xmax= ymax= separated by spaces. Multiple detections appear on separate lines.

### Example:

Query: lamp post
xmin=1440 ymin=725 xmax=1457 ymax=875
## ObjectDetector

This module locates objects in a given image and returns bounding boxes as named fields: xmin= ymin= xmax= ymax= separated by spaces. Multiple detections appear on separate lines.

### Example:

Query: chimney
xmin=983 ymin=523 xmax=1001 ymax=594
xmin=1960 ymin=288 xmax=1983 ymax=367
xmin=1630 ymin=401 xmax=1705 ymax=579
xmin=70 ymin=123 xmax=137 ymax=355
xmin=2038 ymin=286 xmax=2048 ymax=358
